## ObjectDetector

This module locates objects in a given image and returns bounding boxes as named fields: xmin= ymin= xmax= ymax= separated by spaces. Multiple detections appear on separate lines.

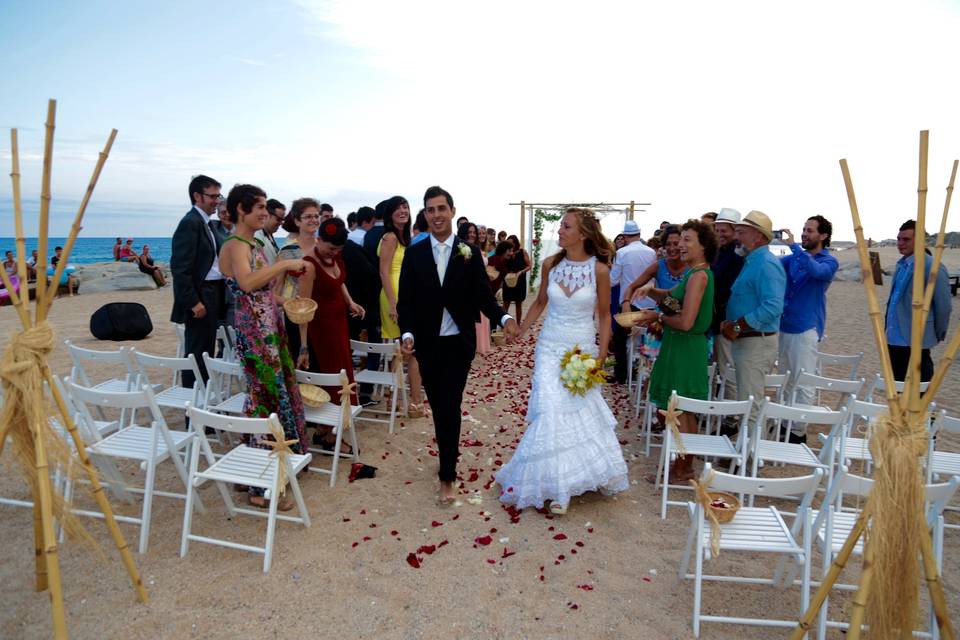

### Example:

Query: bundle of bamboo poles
xmin=792 ymin=131 xmax=957 ymax=639
xmin=0 ymin=99 xmax=147 ymax=640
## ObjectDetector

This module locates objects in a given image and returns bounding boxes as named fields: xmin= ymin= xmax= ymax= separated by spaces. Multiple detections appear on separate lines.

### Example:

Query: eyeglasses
xmin=202 ymin=192 xmax=221 ymax=199
xmin=301 ymin=214 xmax=321 ymax=220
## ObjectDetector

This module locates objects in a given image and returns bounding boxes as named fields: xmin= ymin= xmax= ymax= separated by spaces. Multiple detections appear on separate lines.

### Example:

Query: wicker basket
xmin=504 ymin=273 xmax=519 ymax=288
xmin=492 ymin=332 xmax=506 ymax=347
xmin=299 ymin=383 xmax=330 ymax=408
xmin=707 ymin=491 xmax=740 ymax=524
xmin=284 ymin=297 xmax=317 ymax=325
xmin=614 ymin=311 xmax=646 ymax=328
xmin=485 ymin=265 xmax=499 ymax=280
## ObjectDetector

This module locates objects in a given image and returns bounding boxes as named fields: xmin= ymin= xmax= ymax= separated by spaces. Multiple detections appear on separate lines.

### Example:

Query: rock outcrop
xmin=74 ymin=261 xmax=169 ymax=294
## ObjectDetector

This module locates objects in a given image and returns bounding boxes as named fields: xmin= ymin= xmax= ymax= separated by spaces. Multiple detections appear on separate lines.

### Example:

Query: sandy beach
xmin=1 ymin=246 xmax=959 ymax=639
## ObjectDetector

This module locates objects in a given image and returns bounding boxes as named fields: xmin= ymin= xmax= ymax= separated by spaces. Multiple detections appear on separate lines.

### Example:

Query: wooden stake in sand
xmin=0 ymin=99 xmax=147 ymax=640
xmin=791 ymin=131 xmax=956 ymax=640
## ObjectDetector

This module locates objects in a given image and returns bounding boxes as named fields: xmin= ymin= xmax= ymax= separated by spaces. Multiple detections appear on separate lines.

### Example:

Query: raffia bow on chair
xmin=659 ymin=395 xmax=687 ymax=458
xmin=0 ymin=322 xmax=98 ymax=550
xmin=689 ymin=469 xmax=722 ymax=557
xmin=340 ymin=374 xmax=357 ymax=432
xmin=258 ymin=422 xmax=298 ymax=498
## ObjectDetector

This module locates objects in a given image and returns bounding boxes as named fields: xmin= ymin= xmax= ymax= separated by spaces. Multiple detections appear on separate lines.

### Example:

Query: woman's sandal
xmin=248 ymin=494 xmax=295 ymax=512
xmin=549 ymin=501 xmax=568 ymax=515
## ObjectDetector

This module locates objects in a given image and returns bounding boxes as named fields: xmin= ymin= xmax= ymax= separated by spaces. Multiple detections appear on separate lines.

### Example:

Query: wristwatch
xmin=733 ymin=322 xmax=742 ymax=334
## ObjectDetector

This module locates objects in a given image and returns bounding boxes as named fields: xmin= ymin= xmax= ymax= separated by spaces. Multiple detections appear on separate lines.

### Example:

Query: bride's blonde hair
xmin=545 ymin=207 xmax=615 ymax=271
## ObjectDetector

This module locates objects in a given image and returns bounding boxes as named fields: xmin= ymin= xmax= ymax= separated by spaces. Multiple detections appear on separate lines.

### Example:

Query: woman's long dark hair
xmin=457 ymin=222 xmax=479 ymax=245
xmin=383 ymin=195 xmax=411 ymax=246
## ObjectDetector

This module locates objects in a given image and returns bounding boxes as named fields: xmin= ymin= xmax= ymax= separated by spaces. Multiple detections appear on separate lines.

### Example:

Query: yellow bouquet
xmin=559 ymin=345 xmax=608 ymax=396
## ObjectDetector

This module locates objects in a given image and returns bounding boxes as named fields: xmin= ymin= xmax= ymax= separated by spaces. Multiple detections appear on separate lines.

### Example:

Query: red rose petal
xmin=417 ymin=544 xmax=437 ymax=555
xmin=390 ymin=530 xmax=399 ymax=536
xmin=486 ymin=559 xmax=496 ymax=564
xmin=406 ymin=553 xmax=421 ymax=568
xmin=558 ymin=554 xmax=566 ymax=561
xmin=575 ymin=541 xmax=584 ymax=547
xmin=501 ymin=547 xmax=516 ymax=559
xmin=431 ymin=520 xmax=443 ymax=527
xmin=362 ymin=536 xmax=371 ymax=542
xmin=474 ymin=535 xmax=493 ymax=546
xmin=577 ymin=584 xmax=594 ymax=591
xmin=369 ymin=523 xmax=377 ymax=528
xmin=342 ymin=517 xmax=351 ymax=522
xmin=587 ymin=528 xmax=594 ymax=533
xmin=452 ymin=514 xmax=460 ymax=521
xmin=539 ymin=575 xmax=545 ymax=581
xmin=642 ymin=576 xmax=652 ymax=583
xmin=351 ymin=542 xmax=359 ymax=548
xmin=568 ymin=603 xmax=579 ymax=610
xmin=553 ymin=533 xmax=567 ymax=540
xmin=438 ymin=539 xmax=449 ymax=547
xmin=360 ymin=509 xmax=366 ymax=515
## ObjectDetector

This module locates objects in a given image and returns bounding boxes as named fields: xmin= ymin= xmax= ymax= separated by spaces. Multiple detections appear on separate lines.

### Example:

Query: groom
xmin=399 ymin=186 xmax=520 ymax=502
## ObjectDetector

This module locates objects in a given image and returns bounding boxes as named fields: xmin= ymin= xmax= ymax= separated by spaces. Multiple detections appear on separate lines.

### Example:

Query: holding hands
xmin=503 ymin=318 xmax=520 ymax=343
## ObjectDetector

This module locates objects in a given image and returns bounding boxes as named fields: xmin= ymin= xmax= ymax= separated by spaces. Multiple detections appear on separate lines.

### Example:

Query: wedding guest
xmin=610 ymin=220 xmax=657 ymax=384
xmin=623 ymin=225 xmax=686 ymax=360
xmin=363 ymin=200 xmax=388 ymax=262
xmin=456 ymin=215 xmax=469 ymax=230
xmin=711 ymin=209 xmax=745 ymax=387
xmin=3 ymin=251 xmax=15 ymax=276
xmin=320 ymin=203 xmax=334 ymax=221
xmin=458 ymin=222 xmax=490 ymax=355
xmin=341 ymin=224 xmax=381 ymax=405
xmin=170 ymin=174 xmax=224 ymax=388
xmin=719 ymin=211 xmax=786 ymax=417
xmin=138 ymin=244 xmax=166 ymax=287
xmin=613 ymin=234 xmax=627 ymax=250
xmin=218 ymin=183 xmax=308 ymax=510
xmin=412 ymin=209 xmax=430 ymax=244
xmin=633 ymin=220 xmax=716 ymax=482
xmin=118 ymin=238 xmax=138 ymax=262
xmin=255 ymin=198 xmax=285 ymax=265
xmin=885 ymin=219 xmax=952 ymax=382
xmin=211 ymin=197 xmax=237 ymax=328
xmin=348 ymin=206 xmax=375 ymax=245
xmin=379 ymin=196 xmax=427 ymax=416
xmin=486 ymin=240 xmax=514 ymax=294
xmin=778 ymin=215 xmax=838 ymax=442
xmin=298 ymin=217 xmax=366 ymax=449
xmin=275 ymin=198 xmax=322 ymax=359
xmin=485 ymin=228 xmax=499 ymax=257
xmin=347 ymin=211 xmax=357 ymax=231
xmin=49 ymin=247 xmax=77 ymax=295
xmin=112 ymin=237 xmax=122 ymax=261
xmin=497 ymin=230 xmax=507 ymax=243
xmin=502 ymin=234 xmax=531 ymax=324
xmin=26 ymin=249 xmax=38 ymax=281
xmin=701 ymin=211 xmax=718 ymax=227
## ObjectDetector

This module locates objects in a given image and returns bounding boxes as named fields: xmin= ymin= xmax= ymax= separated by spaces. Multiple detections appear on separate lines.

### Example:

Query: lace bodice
xmin=541 ymin=257 xmax=598 ymax=341
xmin=549 ymin=256 xmax=596 ymax=295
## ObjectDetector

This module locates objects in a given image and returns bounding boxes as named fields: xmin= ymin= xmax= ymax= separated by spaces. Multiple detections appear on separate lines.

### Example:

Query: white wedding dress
xmin=496 ymin=256 xmax=629 ymax=509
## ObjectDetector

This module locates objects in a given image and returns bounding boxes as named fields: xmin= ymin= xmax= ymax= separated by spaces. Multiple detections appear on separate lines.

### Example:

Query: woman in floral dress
xmin=218 ymin=184 xmax=309 ymax=510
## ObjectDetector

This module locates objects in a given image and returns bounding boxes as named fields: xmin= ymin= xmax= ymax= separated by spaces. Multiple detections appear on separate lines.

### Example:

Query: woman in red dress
xmin=297 ymin=218 xmax=366 ymax=445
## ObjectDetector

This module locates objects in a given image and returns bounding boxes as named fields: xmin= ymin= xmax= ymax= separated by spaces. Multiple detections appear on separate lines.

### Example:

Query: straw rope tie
xmin=0 ymin=322 xmax=55 ymax=450
xmin=689 ymin=469 xmax=722 ymax=557
xmin=659 ymin=395 xmax=687 ymax=459
xmin=340 ymin=376 xmax=357 ymax=432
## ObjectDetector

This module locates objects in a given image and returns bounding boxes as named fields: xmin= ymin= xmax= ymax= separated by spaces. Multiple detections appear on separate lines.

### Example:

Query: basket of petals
xmin=707 ymin=492 xmax=740 ymax=524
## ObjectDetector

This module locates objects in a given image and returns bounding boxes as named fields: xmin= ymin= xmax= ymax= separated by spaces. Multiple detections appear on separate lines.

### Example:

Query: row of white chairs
xmin=681 ymin=462 xmax=957 ymax=638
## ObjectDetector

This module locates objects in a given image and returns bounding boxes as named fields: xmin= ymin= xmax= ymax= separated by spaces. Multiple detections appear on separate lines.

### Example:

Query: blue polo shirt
xmin=726 ymin=245 xmax=786 ymax=333
xmin=780 ymin=244 xmax=838 ymax=338
xmin=885 ymin=254 xmax=915 ymax=346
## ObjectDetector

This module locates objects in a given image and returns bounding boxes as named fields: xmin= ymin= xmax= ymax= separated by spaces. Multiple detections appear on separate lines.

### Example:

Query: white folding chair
xmin=655 ymin=392 xmax=754 ymax=519
xmin=179 ymin=405 xmax=312 ymax=572
xmin=677 ymin=463 xmax=822 ymax=638
xmin=862 ymin=372 xmax=930 ymax=403
xmin=69 ymin=380 xmax=201 ymax=553
xmin=351 ymin=339 xmax=406 ymax=433
xmin=747 ymin=399 xmax=847 ymax=499
xmin=715 ymin=362 xmax=736 ymax=401
xmin=130 ymin=349 xmax=205 ymax=413
xmin=66 ymin=340 xmax=138 ymax=426
xmin=626 ymin=326 xmax=647 ymax=392
xmin=215 ymin=324 xmax=236 ymax=363
xmin=815 ymin=350 xmax=864 ymax=381
xmin=202 ymin=353 xmax=249 ymax=416
xmin=806 ymin=467 xmax=958 ymax=639
xmin=927 ymin=410 xmax=960 ymax=532
xmin=296 ymin=369 xmax=362 ymax=487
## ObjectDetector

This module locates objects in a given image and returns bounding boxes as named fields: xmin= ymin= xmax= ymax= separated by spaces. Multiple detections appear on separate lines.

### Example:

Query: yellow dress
xmin=378 ymin=236 xmax=405 ymax=339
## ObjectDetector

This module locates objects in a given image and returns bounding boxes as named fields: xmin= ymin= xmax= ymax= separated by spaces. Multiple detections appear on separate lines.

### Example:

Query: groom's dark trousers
xmin=398 ymin=236 xmax=507 ymax=482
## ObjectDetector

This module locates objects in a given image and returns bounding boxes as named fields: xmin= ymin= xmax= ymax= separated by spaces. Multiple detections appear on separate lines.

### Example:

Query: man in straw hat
xmin=610 ymin=219 xmax=657 ymax=384
xmin=885 ymin=219 xmax=952 ymax=382
xmin=710 ymin=208 xmax=745 ymax=393
xmin=719 ymin=210 xmax=786 ymax=416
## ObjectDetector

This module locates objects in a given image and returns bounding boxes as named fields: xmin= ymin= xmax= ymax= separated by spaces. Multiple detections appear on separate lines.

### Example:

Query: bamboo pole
xmin=921 ymin=326 xmax=960 ymax=406
xmin=840 ymin=159 xmax=901 ymax=412
xmin=34 ymin=100 xmax=56 ymax=320
xmin=915 ymin=160 xmax=957 ymax=406
xmin=904 ymin=130 xmax=929 ymax=412
xmin=0 ymin=258 xmax=32 ymax=328
xmin=919 ymin=509 xmax=957 ymax=638
xmin=40 ymin=129 xmax=118 ymax=317
xmin=30 ymin=399 xmax=68 ymax=639
xmin=845 ymin=538 xmax=876 ymax=640
xmin=32 ymin=497 xmax=47 ymax=591
xmin=791 ymin=509 xmax=869 ymax=638
xmin=10 ymin=129 xmax=28 ymax=289
xmin=42 ymin=366 xmax=148 ymax=603
xmin=628 ymin=200 xmax=635 ymax=221
xmin=519 ymin=200 xmax=526 ymax=248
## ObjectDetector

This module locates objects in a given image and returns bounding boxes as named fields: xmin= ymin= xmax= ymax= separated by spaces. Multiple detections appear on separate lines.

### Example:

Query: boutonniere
xmin=458 ymin=243 xmax=473 ymax=261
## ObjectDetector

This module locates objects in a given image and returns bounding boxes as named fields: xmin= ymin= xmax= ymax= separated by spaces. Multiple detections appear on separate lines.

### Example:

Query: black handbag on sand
xmin=89 ymin=302 xmax=153 ymax=341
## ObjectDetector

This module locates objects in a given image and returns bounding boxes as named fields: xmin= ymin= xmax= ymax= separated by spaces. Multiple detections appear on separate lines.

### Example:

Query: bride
xmin=496 ymin=207 xmax=629 ymax=515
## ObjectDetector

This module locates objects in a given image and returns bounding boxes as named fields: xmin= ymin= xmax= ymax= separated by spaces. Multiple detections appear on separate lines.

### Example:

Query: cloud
xmin=236 ymin=57 xmax=267 ymax=67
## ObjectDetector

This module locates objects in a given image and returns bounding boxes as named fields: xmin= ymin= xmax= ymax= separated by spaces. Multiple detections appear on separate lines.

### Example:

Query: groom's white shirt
xmin=401 ymin=233 xmax=512 ymax=345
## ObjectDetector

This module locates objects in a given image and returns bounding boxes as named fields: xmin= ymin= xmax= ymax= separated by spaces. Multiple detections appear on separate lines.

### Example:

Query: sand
xmin=1 ymin=248 xmax=958 ymax=639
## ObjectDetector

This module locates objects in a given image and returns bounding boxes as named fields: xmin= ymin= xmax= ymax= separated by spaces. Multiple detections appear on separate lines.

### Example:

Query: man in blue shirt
xmin=885 ymin=219 xmax=952 ymax=382
xmin=720 ymin=211 xmax=786 ymax=417
xmin=778 ymin=215 xmax=839 ymax=439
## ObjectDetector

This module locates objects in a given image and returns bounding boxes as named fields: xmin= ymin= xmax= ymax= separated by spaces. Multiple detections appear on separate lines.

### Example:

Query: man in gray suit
xmin=885 ymin=219 xmax=952 ymax=381
xmin=170 ymin=175 xmax=224 ymax=388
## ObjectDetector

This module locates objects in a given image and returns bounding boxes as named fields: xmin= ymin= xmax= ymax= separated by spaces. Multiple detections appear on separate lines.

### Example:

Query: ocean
xmin=0 ymin=237 xmax=173 ymax=265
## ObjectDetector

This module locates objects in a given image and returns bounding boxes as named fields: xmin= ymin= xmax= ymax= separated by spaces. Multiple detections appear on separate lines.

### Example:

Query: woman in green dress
xmin=633 ymin=219 xmax=717 ymax=482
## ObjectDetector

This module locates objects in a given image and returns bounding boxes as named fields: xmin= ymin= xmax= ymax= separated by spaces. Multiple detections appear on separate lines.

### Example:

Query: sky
xmin=1 ymin=0 xmax=959 ymax=243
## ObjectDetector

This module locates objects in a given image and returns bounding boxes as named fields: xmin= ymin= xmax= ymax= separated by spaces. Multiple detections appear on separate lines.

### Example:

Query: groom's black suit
xmin=398 ymin=235 xmax=507 ymax=481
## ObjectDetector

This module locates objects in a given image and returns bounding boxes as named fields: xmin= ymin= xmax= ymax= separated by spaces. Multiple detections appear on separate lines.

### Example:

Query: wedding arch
xmin=509 ymin=201 xmax=651 ymax=287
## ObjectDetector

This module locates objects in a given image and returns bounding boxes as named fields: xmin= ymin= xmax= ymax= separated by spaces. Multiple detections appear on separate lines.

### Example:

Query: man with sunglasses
xmin=170 ymin=174 xmax=225 ymax=388
xmin=256 ymin=198 xmax=286 ymax=265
